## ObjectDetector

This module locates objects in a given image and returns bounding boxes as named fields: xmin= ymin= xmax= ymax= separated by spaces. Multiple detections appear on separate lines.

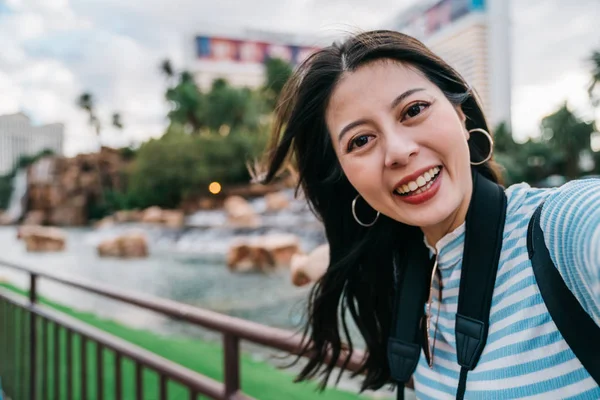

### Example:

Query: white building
xmin=388 ymin=0 xmax=511 ymax=130
xmin=0 ymin=113 xmax=64 ymax=175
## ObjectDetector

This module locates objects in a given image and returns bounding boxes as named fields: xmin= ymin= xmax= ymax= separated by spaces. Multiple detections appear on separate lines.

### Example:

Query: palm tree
xmin=588 ymin=50 xmax=600 ymax=106
xmin=77 ymin=92 xmax=101 ymax=137
xmin=112 ymin=112 xmax=123 ymax=130
xmin=165 ymin=71 xmax=205 ymax=132
xmin=541 ymin=102 xmax=595 ymax=180
xmin=160 ymin=59 xmax=175 ymax=83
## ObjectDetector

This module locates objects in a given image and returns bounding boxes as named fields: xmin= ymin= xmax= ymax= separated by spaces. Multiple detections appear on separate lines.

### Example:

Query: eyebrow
xmin=337 ymin=87 xmax=426 ymax=143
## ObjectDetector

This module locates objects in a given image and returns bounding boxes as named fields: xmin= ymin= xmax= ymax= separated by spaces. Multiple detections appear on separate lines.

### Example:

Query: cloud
xmin=0 ymin=0 xmax=170 ymax=155
xmin=0 ymin=0 xmax=598 ymax=156
xmin=512 ymin=70 xmax=595 ymax=142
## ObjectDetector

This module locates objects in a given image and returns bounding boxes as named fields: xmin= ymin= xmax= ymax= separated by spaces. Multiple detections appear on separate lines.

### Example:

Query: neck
xmin=421 ymin=180 xmax=473 ymax=251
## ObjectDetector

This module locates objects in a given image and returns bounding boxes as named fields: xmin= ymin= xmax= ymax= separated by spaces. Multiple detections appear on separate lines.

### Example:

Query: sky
xmin=0 ymin=0 xmax=598 ymax=156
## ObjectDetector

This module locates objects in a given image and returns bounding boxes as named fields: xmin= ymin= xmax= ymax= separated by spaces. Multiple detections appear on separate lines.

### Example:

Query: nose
xmin=383 ymin=132 xmax=419 ymax=168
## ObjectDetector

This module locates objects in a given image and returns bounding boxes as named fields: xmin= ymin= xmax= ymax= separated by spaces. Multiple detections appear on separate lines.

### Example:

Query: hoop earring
xmin=468 ymin=128 xmax=494 ymax=166
xmin=352 ymin=195 xmax=380 ymax=227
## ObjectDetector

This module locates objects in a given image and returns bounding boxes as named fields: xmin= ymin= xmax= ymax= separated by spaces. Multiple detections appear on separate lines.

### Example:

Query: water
xmin=0 ymin=190 xmax=325 ymax=337
xmin=2 ymin=169 xmax=28 ymax=223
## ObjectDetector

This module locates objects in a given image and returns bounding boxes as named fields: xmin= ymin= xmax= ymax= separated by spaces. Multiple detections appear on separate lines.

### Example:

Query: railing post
xmin=29 ymin=273 xmax=38 ymax=400
xmin=223 ymin=333 xmax=240 ymax=399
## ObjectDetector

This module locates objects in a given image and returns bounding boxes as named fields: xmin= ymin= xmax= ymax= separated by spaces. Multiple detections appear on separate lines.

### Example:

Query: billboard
xmin=195 ymin=36 xmax=319 ymax=65
xmin=399 ymin=0 xmax=485 ymax=39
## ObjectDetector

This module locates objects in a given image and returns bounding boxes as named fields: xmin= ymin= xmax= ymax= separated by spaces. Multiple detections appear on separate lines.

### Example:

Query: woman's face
xmin=325 ymin=61 xmax=473 ymax=237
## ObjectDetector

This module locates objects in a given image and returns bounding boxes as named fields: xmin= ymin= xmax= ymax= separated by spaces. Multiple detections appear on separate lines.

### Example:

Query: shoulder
xmin=503 ymin=181 xmax=555 ymax=224
xmin=539 ymin=178 xmax=600 ymax=230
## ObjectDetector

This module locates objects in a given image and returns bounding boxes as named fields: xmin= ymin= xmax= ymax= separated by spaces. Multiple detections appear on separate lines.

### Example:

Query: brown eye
xmin=403 ymin=102 xmax=429 ymax=120
xmin=347 ymin=135 xmax=372 ymax=152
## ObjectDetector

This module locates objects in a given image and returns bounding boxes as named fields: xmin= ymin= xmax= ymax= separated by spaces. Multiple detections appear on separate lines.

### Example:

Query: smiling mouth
xmin=394 ymin=166 xmax=443 ymax=197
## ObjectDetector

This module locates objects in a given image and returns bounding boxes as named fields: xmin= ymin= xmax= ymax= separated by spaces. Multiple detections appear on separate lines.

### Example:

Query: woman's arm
xmin=540 ymin=178 xmax=600 ymax=321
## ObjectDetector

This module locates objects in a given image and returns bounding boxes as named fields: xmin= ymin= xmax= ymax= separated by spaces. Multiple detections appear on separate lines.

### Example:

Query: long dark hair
xmin=261 ymin=30 xmax=503 ymax=391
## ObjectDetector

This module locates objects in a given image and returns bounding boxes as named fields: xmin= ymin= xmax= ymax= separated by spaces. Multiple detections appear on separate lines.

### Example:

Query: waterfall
xmin=2 ymin=169 xmax=28 ymax=224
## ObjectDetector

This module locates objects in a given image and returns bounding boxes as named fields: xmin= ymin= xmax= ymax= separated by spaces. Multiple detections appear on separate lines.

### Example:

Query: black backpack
xmin=387 ymin=171 xmax=600 ymax=400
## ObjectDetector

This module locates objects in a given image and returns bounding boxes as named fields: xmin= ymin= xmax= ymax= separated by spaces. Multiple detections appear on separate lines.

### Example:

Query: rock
xmin=19 ymin=226 xmax=66 ymax=252
xmin=198 ymin=198 xmax=219 ymax=210
xmin=141 ymin=206 xmax=163 ymax=224
xmin=23 ymin=210 xmax=46 ymax=226
xmin=140 ymin=207 xmax=184 ymax=227
xmin=0 ymin=212 xmax=11 ymax=226
xmin=17 ymin=225 xmax=35 ymax=239
xmin=25 ymin=148 xmax=129 ymax=226
xmin=227 ymin=234 xmax=300 ymax=272
xmin=79 ymin=172 xmax=99 ymax=194
xmin=114 ymin=210 xmax=142 ymax=223
xmin=290 ymin=244 xmax=329 ymax=286
xmin=48 ymin=202 xmax=86 ymax=226
xmin=97 ymin=239 xmax=121 ymax=257
xmin=95 ymin=216 xmax=115 ymax=229
xmin=97 ymin=232 xmax=148 ymax=258
xmin=223 ymin=196 xmax=260 ymax=228
xmin=161 ymin=210 xmax=184 ymax=228
xmin=265 ymin=192 xmax=290 ymax=212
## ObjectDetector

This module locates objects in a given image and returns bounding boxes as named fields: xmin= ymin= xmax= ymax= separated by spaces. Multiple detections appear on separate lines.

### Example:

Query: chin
xmin=397 ymin=204 xmax=456 ymax=229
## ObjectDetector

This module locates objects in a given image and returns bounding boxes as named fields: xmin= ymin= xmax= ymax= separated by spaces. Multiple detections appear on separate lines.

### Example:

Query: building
xmin=187 ymin=29 xmax=322 ymax=91
xmin=388 ymin=0 xmax=511 ymax=130
xmin=0 ymin=113 xmax=64 ymax=175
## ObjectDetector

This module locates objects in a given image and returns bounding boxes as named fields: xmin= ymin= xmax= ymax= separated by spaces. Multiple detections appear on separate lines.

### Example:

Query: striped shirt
xmin=413 ymin=178 xmax=600 ymax=399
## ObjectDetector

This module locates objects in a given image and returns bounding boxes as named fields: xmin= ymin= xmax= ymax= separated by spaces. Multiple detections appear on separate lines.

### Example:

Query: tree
xmin=541 ymin=102 xmax=595 ymax=180
xmin=493 ymin=122 xmax=517 ymax=154
xmin=112 ymin=112 xmax=123 ymax=129
xmin=204 ymin=79 xmax=263 ymax=131
xmin=160 ymin=59 xmax=175 ymax=80
xmin=126 ymin=126 xmax=268 ymax=208
xmin=263 ymin=58 xmax=293 ymax=108
xmin=77 ymin=92 xmax=101 ymax=136
xmin=588 ymin=50 xmax=600 ymax=106
xmin=165 ymin=71 xmax=205 ymax=132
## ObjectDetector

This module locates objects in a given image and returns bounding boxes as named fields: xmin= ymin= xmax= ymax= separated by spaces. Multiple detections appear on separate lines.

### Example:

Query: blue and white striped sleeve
xmin=539 ymin=178 xmax=600 ymax=324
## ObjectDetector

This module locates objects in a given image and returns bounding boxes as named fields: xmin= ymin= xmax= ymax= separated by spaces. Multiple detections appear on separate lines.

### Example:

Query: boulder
xmin=139 ymin=207 xmax=184 ymax=227
xmin=25 ymin=148 xmax=129 ymax=226
xmin=161 ymin=210 xmax=185 ymax=228
xmin=97 ymin=232 xmax=148 ymax=258
xmin=141 ymin=206 xmax=163 ymax=224
xmin=227 ymin=234 xmax=300 ymax=272
xmin=290 ymin=244 xmax=329 ymax=286
xmin=94 ymin=216 xmax=115 ymax=229
xmin=223 ymin=196 xmax=260 ymax=228
xmin=47 ymin=202 xmax=86 ymax=226
xmin=19 ymin=226 xmax=66 ymax=252
xmin=23 ymin=210 xmax=46 ymax=226
xmin=265 ymin=192 xmax=290 ymax=212
xmin=114 ymin=210 xmax=142 ymax=223
xmin=0 ymin=212 xmax=11 ymax=226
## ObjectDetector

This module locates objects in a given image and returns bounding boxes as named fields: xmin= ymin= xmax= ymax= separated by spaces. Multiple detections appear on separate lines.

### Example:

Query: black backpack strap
xmin=388 ymin=237 xmax=433 ymax=399
xmin=455 ymin=170 xmax=507 ymax=399
xmin=527 ymin=202 xmax=600 ymax=385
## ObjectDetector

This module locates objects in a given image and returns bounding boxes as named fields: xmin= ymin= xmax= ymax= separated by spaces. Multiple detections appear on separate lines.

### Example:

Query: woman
xmin=260 ymin=30 xmax=600 ymax=399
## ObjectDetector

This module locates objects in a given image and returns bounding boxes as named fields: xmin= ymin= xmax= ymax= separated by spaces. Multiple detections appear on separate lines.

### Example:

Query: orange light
xmin=208 ymin=182 xmax=222 ymax=194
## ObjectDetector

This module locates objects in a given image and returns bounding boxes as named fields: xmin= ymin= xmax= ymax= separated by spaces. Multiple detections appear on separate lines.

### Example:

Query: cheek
xmin=339 ymin=158 xmax=384 ymax=201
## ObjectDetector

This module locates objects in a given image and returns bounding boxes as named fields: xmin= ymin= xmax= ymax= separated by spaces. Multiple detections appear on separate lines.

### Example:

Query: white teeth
xmin=396 ymin=167 xmax=442 ymax=195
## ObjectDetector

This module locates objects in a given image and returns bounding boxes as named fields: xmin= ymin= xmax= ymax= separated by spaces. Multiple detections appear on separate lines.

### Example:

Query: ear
xmin=454 ymin=106 xmax=469 ymax=139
